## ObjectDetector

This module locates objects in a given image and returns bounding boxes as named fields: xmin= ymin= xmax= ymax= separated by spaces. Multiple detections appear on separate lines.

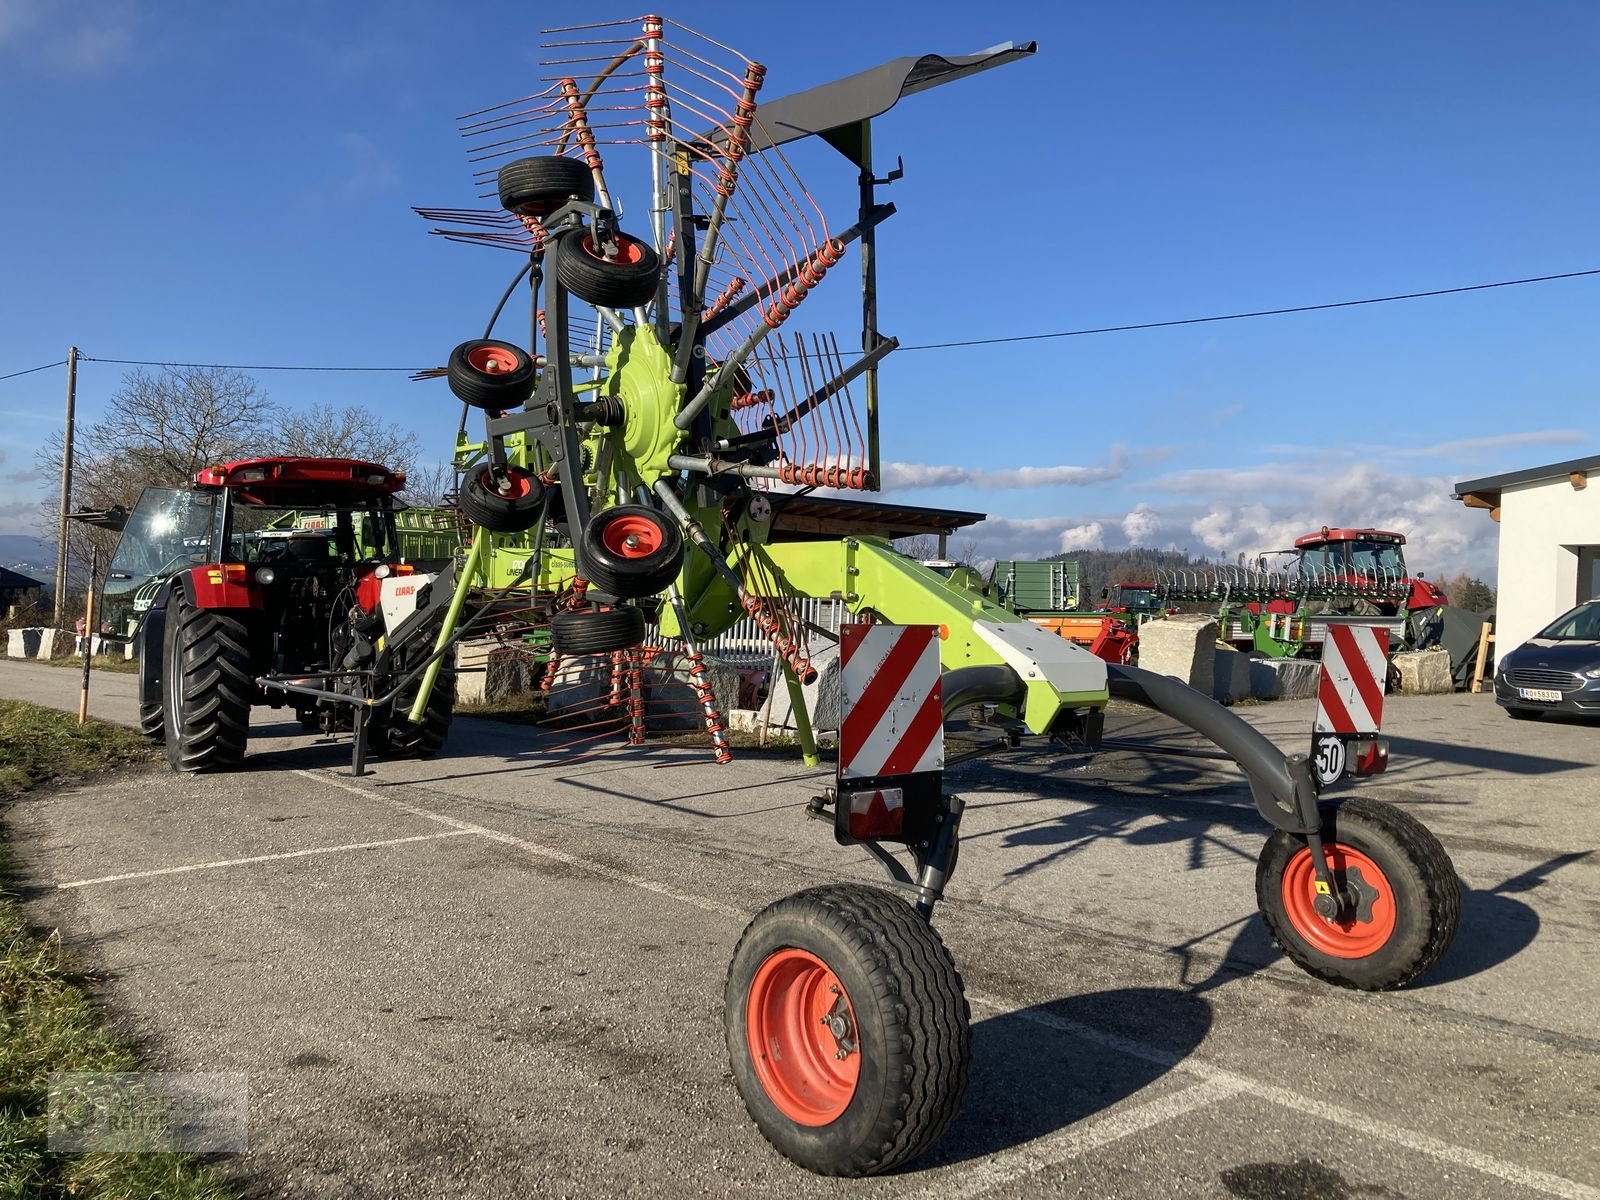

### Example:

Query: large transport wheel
xmin=1256 ymin=796 xmax=1460 ymax=991
xmin=725 ymin=884 xmax=971 ymax=1177
xmin=549 ymin=606 xmax=645 ymax=656
xmin=497 ymin=155 xmax=594 ymax=219
xmin=375 ymin=649 xmax=457 ymax=759
xmin=162 ymin=588 xmax=254 ymax=773
xmin=447 ymin=339 xmax=536 ymax=411
xmin=556 ymin=231 xmax=661 ymax=309
xmin=136 ymin=612 xmax=165 ymax=743
xmin=458 ymin=465 xmax=545 ymax=533
xmin=580 ymin=505 xmax=684 ymax=599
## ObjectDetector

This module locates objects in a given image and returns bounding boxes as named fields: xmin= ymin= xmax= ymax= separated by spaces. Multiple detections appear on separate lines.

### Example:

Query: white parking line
xmin=299 ymin=770 xmax=748 ymax=919
xmin=294 ymin=769 xmax=1599 ymax=1200
xmin=927 ymin=1076 xmax=1246 ymax=1200
xmin=968 ymin=994 xmax=1600 ymax=1200
xmin=57 ymin=831 xmax=475 ymax=889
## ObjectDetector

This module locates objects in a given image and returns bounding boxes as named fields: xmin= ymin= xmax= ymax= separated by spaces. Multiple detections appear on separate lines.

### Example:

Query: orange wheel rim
xmin=1281 ymin=843 xmax=1396 ymax=959
xmin=746 ymin=948 xmax=860 ymax=1125
xmin=583 ymin=234 xmax=645 ymax=266
xmin=601 ymin=514 xmax=663 ymax=559
xmin=483 ymin=467 xmax=530 ymax=500
xmin=467 ymin=344 xmax=521 ymax=375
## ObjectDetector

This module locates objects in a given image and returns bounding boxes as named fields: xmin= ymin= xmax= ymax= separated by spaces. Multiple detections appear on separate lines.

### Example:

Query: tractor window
xmin=1348 ymin=541 xmax=1404 ymax=575
xmin=100 ymin=488 xmax=219 ymax=639
xmin=226 ymin=504 xmax=393 ymax=565
xmin=1297 ymin=547 xmax=1335 ymax=581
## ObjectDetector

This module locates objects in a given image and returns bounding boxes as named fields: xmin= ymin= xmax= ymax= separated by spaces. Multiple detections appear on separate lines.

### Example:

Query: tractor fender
xmin=135 ymin=583 xmax=172 ymax=716
xmin=176 ymin=565 xmax=264 ymax=611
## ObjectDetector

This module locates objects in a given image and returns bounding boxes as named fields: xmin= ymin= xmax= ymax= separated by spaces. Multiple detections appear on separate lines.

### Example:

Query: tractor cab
xmin=1103 ymin=580 xmax=1161 ymax=618
xmin=103 ymin=458 xmax=408 ymax=642
xmin=1286 ymin=527 xmax=1446 ymax=614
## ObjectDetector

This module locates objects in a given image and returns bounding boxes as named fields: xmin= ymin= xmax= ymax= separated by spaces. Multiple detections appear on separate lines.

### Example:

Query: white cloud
xmin=1058 ymin=522 xmax=1104 ymax=552
xmin=879 ymin=445 xmax=1128 ymax=492
xmin=957 ymin=462 xmax=1499 ymax=580
xmin=1387 ymin=428 xmax=1589 ymax=460
xmin=0 ymin=0 xmax=138 ymax=73
xmin=1121 ymin=504 xmax=1161 ymax=543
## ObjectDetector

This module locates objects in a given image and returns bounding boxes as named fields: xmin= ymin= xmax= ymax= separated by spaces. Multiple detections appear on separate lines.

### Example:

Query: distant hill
xmin=0 ymin=535 xmax=55 ymax=580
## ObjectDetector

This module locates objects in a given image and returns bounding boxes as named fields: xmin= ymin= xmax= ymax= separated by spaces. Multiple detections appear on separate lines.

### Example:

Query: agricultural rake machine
xmin=1154 ymin=528 xmax=1448 ymax=659
xmin=149 ymin=18 xmax=1458 ymax=1177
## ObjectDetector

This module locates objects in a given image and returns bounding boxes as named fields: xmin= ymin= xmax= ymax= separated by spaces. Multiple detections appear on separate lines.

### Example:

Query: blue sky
xmin=2 ymin=0 xmax=1597 ymax=578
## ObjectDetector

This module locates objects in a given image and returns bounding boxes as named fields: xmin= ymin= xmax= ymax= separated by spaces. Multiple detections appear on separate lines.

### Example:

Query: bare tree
xmin=38 ymin=366 xmax=279 ymax=577
xmin=275 ymin=402 xmax=418 ymax=473
xmin=893 ymin=534 xmax=940 ymax=561
xmin=398 ymin=461 xmax=455 ymax=506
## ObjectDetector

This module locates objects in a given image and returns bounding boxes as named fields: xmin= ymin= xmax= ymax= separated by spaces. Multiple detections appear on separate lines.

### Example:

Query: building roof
xmin=1454 ymin=454 xmax=1600 ymax=509
xmin=769 ymin=494 xmax=984 ymax=542
xmin=0 ymin=566 xmax=43 ymax=590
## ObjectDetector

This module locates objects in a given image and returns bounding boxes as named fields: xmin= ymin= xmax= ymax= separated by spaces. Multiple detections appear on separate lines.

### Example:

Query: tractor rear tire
xmin=580 ymin=505 xmax=684 ymax=599
xmin=725 ymin=884 xmax=971 ymax=1176
xmin=549 ymin=606 xmax=645 ymax=656
xmin=458 ymin=465 xmax=546 ymax=533
xmin=162 ymin=590 xmax=254 ymax=772
xmin=556 ymin=230 xmax=660 ymax=309
xmin=447 ymin=339 xmax=536 ymax=411
xmin=1256 ymin=796 xmax=1460 ymax=990
xmin=497 ymin=155 xmax=594 ymax=219
xmin=376 ymin=652 xmax=457 ymax=759
xmin=136 ymin=612 xmax=165 ymax=743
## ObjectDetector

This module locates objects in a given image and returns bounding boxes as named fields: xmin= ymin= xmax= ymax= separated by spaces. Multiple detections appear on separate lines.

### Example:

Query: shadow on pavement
xmin=1385 ymin=733 xmax=1591 ymax=776
xmin=925 ymin=986 xmax=1212 ymax=1168
xmin=1419 ymin=850 xmax=1592 ymax=988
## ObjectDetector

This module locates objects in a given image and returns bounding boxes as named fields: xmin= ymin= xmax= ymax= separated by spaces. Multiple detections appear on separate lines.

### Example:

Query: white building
xmin=1454 ymin=455 xmax=1600 ymax=651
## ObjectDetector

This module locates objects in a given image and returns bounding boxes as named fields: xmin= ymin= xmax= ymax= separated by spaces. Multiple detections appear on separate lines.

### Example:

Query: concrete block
xmin=1392 ymin=648 xmax=1453 ymax=695
xmin=455 ymin=639 xmax=532 ymax=704
xmin=40 ymin=629 xmax=74 ymax=659
xmin=6 ymin=628 xmax=41 ymax=658
xmin=543 ymin=655 xmax=617 ymax=718
xmin=1138 ymin=615 xmax=1219 ymax=693
xmin=639 ymin=652 xmax=739 ymax=731
xmin=1249 ymin=656 xmax=1321 ymax=700
xmin=1212 ymin=647 xmax=1254 ymax=704
xmin=763 ymin=644 xmax=844 ymax=733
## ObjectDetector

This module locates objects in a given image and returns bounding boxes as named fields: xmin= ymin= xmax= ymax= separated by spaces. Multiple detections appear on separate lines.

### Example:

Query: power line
xmin=4 ymin=265 xmax=1596 ymax=381
xmin=896 ymin=267 xmax=1600 ymax=351
xmin=0 ymin=358 xmax=67 ymax=382
xmin=79 ymin=356 xmax=428 ymax=373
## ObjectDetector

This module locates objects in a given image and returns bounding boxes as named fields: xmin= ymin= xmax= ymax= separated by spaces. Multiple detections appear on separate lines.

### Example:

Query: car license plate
xmin=1518 ymin=688 xmax=1562 ymax=702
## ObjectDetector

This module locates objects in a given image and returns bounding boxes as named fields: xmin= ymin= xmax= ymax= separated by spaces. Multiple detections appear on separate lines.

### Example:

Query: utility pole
xmin=53 ymin=346 xmax=78 ymax=621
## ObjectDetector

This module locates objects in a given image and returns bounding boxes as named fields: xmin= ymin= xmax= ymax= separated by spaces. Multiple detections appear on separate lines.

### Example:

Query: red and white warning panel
xmin=1312 ymin=620 xmax=1391 ymax=784
xmin=837 ymin=624 xmax=944 ymax=844
xmin=1315 ymin=621 xmax=1389 ymax=734
xmin=840 ymin=623 xmax=944 ymax=780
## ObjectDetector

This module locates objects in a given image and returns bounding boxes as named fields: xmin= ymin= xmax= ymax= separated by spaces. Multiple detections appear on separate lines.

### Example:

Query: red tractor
xmin=1271 ymin=527 xmax=1448 ymax=617
xmin=101 ymin=457 xmax=457 ymax=772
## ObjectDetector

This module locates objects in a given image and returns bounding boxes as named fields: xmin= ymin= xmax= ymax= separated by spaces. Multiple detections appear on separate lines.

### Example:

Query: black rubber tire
xmin=375 ymin=651 xmax=457 ymax=759
xmin=447 ymin=339 xmax=536 ymax=411
xmin=458 ymin=465 xmax=546 ymax=533
xmin=725 ymin=884 xmax=971 ymax=1177
xmin=549 ymin=606 xmax=645 ymax=656
xmin=136 ymin=613 xmax=164 ymax=743
xmin=580 ymin=505 xmax=684 ymax=599
xmin=497 ymin=155 xmax=594 ymax=219
xmin=1256 ymin=796 xmax=1460 ymax=991
xmin=556 ymin=230 xmax=661 ymax=309
xmin=162 ymin=588 xmax=253 ymax=772
xmin=1505 ymin=708 xmax=1544 ymax=721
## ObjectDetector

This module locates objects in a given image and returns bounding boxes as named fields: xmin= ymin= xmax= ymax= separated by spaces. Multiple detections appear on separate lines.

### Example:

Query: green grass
xmin=39 ymin=655 xmax=140 ymax=675
xmin=0 ymin=702 xmax=234 ymax=1200
xmin=0 ymin=701 xmax=154 ymax=800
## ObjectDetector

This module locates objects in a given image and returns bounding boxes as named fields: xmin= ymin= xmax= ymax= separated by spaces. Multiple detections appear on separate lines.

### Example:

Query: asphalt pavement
xmin=2 ymin=657 xmax=1596 ymax=1199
